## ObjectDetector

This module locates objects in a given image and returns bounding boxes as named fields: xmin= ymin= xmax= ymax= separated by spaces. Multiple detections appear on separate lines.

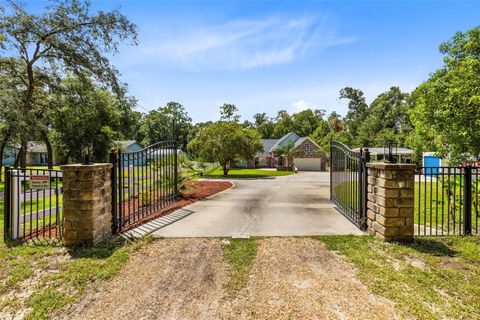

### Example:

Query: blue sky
xmin=29 ymin=1 xmax=480 ymax=122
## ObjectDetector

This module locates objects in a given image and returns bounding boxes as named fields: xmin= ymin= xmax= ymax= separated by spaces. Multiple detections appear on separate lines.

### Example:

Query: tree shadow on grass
xmin=405 ymin=238 xmax=458 ymax=257
xmin=66 ymin=237 xmax=127 ymax=260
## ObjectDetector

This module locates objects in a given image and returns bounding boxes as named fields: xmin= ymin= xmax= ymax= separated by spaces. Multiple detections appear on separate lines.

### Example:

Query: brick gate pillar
xmin=60 ymin=164 xmax=113 ymax=246
xmin=366 ymin=163 xmax=416 ymax=242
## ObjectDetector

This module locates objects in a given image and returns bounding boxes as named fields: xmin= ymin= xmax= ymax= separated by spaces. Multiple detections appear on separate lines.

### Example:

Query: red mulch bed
xmin=16 ymin=181 xmax=232 ymax=241
xmin=119 ymin=180 xmax=232 ymax=232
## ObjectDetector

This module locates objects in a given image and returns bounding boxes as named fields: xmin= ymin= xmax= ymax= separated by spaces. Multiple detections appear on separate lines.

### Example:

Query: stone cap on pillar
xmin=61 ymin=163 xmax=113 ymax=171
xmin=366 ymin=163 xmax=417 ymax=170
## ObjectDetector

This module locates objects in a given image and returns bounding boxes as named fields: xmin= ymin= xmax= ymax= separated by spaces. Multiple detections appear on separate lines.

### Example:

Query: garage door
xmin=293 ymin=158 xmax=321 ymax=171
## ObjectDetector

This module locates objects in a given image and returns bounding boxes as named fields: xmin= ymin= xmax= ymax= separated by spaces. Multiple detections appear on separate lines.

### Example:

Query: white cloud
xmin=118 ymin=15 xmax=355 ymax=71
xmin=292 ymin=99 xmax=309 ymax=112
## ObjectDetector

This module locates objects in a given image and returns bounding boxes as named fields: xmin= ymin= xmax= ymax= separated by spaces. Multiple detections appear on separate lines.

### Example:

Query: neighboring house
xmin=1 ymin=145 xmax=19 ymax=166
xmin=352 ymin=147 xmax=414 ymax=163
xmin=249 ymin=132 xmax=325 ymax=171
xmin=116 ymin=140 xmax=143 ymax=153
xmin=115 ymin=140 xmax=184 ymax=166
xmin=2 ymin=141 xmax=53 ymax=166
xmin=26 ymin=141 xmax=50 ymax=166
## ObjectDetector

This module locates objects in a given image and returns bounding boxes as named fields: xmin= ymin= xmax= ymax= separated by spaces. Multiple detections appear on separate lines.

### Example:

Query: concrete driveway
xmin=145 ymin=172 xmax=362 ymax=238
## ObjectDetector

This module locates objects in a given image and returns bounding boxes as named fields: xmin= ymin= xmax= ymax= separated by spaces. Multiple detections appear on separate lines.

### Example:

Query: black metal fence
xmin=110 ymin=140 xmax=179 ymax=233
xmin=3 ymin=167 xmax=64 ymax=242
xmin=415 ymin=165 xmax=479 ymax=236
xmin=330 ymin=141 xmax=370 ymax=229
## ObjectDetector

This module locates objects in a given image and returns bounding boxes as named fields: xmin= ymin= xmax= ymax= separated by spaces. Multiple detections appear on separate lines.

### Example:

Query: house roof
xmin=293 ymin=137 xmax=321 ymax=149
xmin=27 ymin=141 xmax=47 ymax=153
xmin=269 ymin=132 xmax=300 ymax=152
xmin=116 ymin=140 xmax=139 ymax=150
xmin=257 ymin=139 xmax=279 ymax=157
xmin=352 ymin=147 xmax=414 ymax=155
xmin=256 ymin=133 xmax=321 ymax=157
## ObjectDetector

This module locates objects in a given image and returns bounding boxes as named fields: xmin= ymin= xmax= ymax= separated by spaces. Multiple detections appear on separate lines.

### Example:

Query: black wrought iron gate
xmin=110 ymin=140 xmax=179 ymax=233
xmin=330 ymin=141 xmax=370 ymax=230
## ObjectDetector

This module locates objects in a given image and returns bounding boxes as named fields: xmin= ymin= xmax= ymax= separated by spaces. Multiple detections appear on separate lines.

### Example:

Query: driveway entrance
xmin=147 ymin=172 xmax=362 ymax=237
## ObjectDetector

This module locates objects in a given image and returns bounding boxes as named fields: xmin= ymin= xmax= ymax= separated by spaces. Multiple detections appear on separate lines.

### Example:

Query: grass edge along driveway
xmin=206 ymin=168 xmax=294 ymax=178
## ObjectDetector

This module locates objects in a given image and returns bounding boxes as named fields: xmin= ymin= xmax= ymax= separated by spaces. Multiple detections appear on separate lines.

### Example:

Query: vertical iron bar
xmin=357 ymin=149 xmax=363 ymax=227
xmin=463 ymin=165 xmax=472 ymax=236
xmin=424 ymin=167 xmax=427 ymax=235
xmin=173 ymin=122 xmax=179 ymax=197
xmin=110 ymin=149 xmax=118 ymax=234
xmin=429 ymin=169 xmax=433 ymax=235
xmin=441 ymin=169 xmax=445 ymax=235
xmin=23 ymin=169 xmax=26 ymax=239
xmin=4 ymin=166 xmax=11 ymax=241
xmin=330 ymin=140 xmax=333 ymax=200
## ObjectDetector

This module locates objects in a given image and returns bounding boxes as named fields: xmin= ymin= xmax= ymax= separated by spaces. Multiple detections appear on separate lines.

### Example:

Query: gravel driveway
xmin=70 ymin=238 xmax=400 ymax=320
xmin=148 ymin=172 xmax=362 ymax=237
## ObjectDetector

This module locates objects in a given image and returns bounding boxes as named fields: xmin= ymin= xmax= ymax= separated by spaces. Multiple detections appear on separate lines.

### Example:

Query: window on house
xmin=304 ymin=144 xmax=311 ymax=151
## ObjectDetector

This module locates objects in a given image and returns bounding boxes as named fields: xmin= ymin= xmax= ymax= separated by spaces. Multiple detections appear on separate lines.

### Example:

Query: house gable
xmin=293 ymin=137 xmax=322 ymax=158
xmin=269 ymin=132 xmax=300 ymax=152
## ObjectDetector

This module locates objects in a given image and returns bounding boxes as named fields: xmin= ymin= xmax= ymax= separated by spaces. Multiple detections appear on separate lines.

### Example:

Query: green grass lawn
xmin=332 ymin=180 xmax=360 ymax=210
xmin=319 ymin=235 xmax=480 ymax=320
xmin=222 ymin=238 xmax=257 ymax=293
xmin=206 ymin=168 xmax=294 ymax=178
xmin=333 ymin=179 xmax=479 ymax=232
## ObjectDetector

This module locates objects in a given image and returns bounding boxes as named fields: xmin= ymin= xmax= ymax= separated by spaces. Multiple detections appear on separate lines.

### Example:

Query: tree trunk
xmin=288 ymin=156 xmax=294 ymax=171
xmin=0 ymin=130 xmax=12 ymax=180
xmin=41 ymin=129 xmax=53 ymax=169
xmin=14 ymin=144 xmax=21 ymax=168
xmin=222 ymin=164 xmax=229 ymax=176
xmin=20 ymin=138 xmax=27 ymax=168
xmin=62 ymin=150 xmax=71 ymax=165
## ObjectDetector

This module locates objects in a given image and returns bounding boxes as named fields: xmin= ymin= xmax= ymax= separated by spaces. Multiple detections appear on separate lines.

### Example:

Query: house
xmin=254 ymin=132 xmax=325 ymax=171
xmin=116 ymin=140 xmax=143 ymax=153
xmin=2 ymin=141 xmax=53 ymax=166
xmin=352 ymin=147 xmax=414 ymax=163
xmin=1 ymin=145 xmax=19 ymax=166
xmin=26 ymin=141 xmax=50 ymax=166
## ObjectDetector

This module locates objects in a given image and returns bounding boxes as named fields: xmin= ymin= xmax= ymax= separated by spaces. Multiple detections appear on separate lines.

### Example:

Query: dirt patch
xmin=67 ymin=239 xmax=228 ymax=320
xmin=68 ymin=238 xmax=401 ymax=320
xmin=217 ymin=238 xmax=400 ymax=320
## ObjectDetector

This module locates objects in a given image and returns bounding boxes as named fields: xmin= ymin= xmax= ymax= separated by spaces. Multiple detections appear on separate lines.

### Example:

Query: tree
xmin=139 ymin=102 xmax=192 ymax=149
xmin=51 ymin=75 xmax=123 ymax=163
xmin=219 ymin=103 xmax=240 ymax=122
xmin=253 ymin=113 xmax=268 ymax=126
xmin=357 ymin=87 xmax=412 ymax=147
xmin=274 ymin=140 xmax=301 ymax=171
xmin=257 ymin=120 xmax=275 ymax=139
xmin=188 ymin=122 xmax=263 ymax=175
xmin=292 ymin=109 xmax=319 ymax=137
xmin=0 ymin=0 xmax=137 ymax=167
xmin=340 ymin=87 xmax=370 ymax=143
xmin=273 ymin=110 xmax=294 ymax=138
xmin=412 ymin=26 xmax=480 ymax=163
xmin=311 ymin=112 xmax=352 ymax=155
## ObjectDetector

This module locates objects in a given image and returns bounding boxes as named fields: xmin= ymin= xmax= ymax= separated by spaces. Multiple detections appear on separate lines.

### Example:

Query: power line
xmin=133 ymin=102 xmax=152 ymax=113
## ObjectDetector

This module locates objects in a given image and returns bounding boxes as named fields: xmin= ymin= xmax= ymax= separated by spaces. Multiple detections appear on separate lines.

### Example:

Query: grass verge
xmin=222 ymin=238 xmax=257 ymax=292
xmin=207 ymin=168 xmax=293 ymax=178
xmin=0 ymin=237 xmax=151 ymax=320
xmin=318 ymin=235 xmax=480 ymax=320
